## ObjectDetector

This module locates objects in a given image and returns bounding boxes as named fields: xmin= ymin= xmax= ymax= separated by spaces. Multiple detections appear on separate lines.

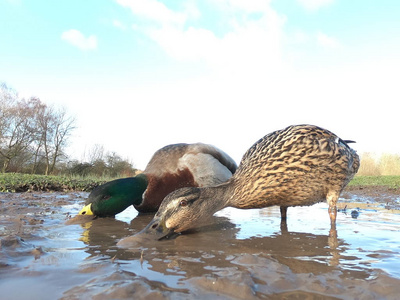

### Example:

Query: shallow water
xmin=0 ymin=191 xmax=399 ymax=299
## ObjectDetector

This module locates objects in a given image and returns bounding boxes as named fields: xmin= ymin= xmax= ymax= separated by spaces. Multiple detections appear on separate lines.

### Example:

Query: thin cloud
xmin=316 ymin=31 xmax=341 ymax=48
xmin=61 ymin=29 xmax=97 ymax=50
xmin=113 ymin=20 xmax=127 ymax=30
xmin=118 ymin=0 xmax=286 ymax=73
xmin=296 ymin=0 xmax=334 ymax=11
xmin=116 ymin=0 xmax=186 ymax=26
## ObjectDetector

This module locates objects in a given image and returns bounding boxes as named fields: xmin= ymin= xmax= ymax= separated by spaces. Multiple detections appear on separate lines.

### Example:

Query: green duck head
xmin=79 ymin=174 xmax=148 ymax=217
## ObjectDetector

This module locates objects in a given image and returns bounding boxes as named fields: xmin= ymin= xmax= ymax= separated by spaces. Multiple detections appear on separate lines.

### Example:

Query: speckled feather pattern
xmin=137 ymin=125 xmax=360 ymax=235
xmin=229 ymin=125 xmax=360 ymax=209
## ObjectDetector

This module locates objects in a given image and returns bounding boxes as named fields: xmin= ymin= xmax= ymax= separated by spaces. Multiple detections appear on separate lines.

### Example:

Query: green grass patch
xmin=0 ymin=173 xmax=109 ymax=193
xmin=2 ymin=173 xmax=400 ymax=193
xmin=349 ymin=175 xmax=400 ymax=188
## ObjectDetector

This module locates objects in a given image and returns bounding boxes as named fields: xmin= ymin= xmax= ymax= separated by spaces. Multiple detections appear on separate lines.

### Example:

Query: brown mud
xmin=0 ymin=187 xmax=399 ymax=299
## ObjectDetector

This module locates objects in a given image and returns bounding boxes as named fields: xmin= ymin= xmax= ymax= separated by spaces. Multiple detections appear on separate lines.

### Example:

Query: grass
xmin=349 ymin=175 xmax=400 ymax=189
xmin=0 ymin=173 xmax=109 ymax=193
xmin=1 ymin=172 xmax=400 ymax=194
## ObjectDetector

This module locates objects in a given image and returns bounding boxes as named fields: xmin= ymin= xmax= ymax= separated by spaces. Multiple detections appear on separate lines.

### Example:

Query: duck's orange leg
xmin=327 ymin=191 xmax=339 ymax=238
xmin=327 ymin=192 xmax=339 ymax=223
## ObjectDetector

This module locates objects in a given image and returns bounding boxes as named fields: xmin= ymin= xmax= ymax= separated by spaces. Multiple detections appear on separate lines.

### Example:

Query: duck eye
xmin=180 ymin=200 xmax=188 ymax=207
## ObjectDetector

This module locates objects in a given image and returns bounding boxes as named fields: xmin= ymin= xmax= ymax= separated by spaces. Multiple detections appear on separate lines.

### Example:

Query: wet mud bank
xmin=0 ymin=188 xmax=399 ymax=299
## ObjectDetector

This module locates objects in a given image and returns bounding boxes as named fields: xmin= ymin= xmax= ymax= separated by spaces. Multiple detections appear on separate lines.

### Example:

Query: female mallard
xmin=78 ymin=143 xmax=237 ymax=217
xmin=135 ymin=125 xmax=360 ymax=240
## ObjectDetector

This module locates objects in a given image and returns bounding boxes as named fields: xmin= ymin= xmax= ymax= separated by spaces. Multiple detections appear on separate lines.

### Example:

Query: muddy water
xmin=0 ymin=190 xmax=399 ymax=299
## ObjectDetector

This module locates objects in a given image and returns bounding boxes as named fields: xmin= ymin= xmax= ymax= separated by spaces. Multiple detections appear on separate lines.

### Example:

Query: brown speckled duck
xmin=78 ymin=143 xmax=237 ymax=217
xmin=135 ymin=125 xmax=360 ymax=240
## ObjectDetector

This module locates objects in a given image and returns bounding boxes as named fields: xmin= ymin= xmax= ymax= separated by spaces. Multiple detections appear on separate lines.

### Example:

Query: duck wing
xmin=177 ymin=143 xmax=237 ymax=186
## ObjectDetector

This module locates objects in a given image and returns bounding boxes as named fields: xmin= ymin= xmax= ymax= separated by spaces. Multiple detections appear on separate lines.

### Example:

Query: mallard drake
xmin=78 ymin=143 xmax=237 ymax=217
xmin=134 ymin=125 xmax=360 ymax=240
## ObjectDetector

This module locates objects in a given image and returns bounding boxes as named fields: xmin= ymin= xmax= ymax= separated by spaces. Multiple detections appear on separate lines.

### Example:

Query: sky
xmin=1 ymin=0 xmax=399 ymax=169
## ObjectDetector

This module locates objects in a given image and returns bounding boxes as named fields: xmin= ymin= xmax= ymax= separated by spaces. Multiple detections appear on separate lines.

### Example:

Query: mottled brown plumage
xmin=135 ymin=125 xmax=360 ymax=239
xmin=229 ymin=125 xmax=359 ymax=210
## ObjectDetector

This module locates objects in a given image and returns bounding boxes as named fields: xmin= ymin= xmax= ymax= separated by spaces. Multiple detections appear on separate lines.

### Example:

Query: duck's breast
xmin=136 ymin=168 xmax=197 ymax=213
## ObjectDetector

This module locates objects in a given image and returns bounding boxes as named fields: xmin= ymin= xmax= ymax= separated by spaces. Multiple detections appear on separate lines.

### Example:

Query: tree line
xmin=0 ymin=82 xmax=137 ymax=177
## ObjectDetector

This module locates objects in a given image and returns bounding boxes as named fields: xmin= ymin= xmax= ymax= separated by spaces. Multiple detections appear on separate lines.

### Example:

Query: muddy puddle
xmin=0 ymin=188 xmax=399 ymax=299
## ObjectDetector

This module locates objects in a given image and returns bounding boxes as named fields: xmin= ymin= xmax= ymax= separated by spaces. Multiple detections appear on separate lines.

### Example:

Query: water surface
xmin=0 ymin=190 xmax=399 ymax=299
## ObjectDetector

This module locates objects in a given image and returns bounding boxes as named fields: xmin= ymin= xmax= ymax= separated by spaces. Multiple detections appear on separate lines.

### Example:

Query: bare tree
xmin=43 ymin=106 xmax=76 ymax=175
xmin=1 ymin=83 xmax=76 ymax=174
xmin=0 ymin=93 xmax=38 ymax=172
xmin=28 ymin=97 xmax=48 ymax=173
xmin=0 ymin=83 xmax=18 ymax=143
xmin=88 ymin=144 xmax=105 ymax=163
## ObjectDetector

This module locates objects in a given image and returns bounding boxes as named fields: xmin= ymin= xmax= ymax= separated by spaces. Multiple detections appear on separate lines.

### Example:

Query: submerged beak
xmin=65 ymin=203 xmax=96 ymax=225
xmin=136 ymin=215 xmax=179 ymax=241
xmin=79 ymin=203 xmax=94 ymax=216
xmin=117 ymin=214 xmax=179 ymax=247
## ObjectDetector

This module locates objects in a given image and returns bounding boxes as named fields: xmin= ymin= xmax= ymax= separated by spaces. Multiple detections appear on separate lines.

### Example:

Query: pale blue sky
xmin=1 ymin=0 xmax=399 ymax=168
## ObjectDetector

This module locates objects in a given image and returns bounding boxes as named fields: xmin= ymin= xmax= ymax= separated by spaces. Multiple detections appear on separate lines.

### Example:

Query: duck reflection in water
xmin=76 ymin=210 xmax=369 ymax=281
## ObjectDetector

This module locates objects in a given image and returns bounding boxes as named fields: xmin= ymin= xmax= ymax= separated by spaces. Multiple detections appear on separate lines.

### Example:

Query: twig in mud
xmin=338 ymin=205 xmax=347 ymax=213
xmin=17 ymin=217 xmax=24 ymax=235
xmin=140 ymin=249 xmax=144 ymax=267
